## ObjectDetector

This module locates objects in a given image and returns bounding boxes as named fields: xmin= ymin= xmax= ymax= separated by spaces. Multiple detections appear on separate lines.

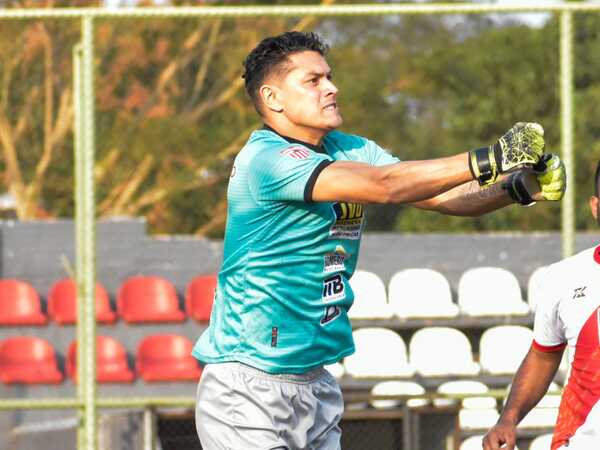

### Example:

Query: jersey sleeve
xmin=248 ymin=145 xmax=332 ymax=202
xmin=364 ymin=138 xmax=401 ymax=167
xmin=532 ymin=267 xmax=567 ymax=352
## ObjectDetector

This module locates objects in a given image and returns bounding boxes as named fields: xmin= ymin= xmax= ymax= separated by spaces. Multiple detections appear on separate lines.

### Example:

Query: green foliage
xmin=2 ymin=5 xmax=600 ymax=234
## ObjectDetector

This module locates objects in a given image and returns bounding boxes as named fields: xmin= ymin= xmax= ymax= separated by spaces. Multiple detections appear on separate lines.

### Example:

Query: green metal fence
xmin=0 ymin=3 xmax=598 ymax=449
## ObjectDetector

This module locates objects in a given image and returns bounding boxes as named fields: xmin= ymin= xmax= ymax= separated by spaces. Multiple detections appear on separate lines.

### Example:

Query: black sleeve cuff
xmin=304 ymin=160 xmax=333 ymax=202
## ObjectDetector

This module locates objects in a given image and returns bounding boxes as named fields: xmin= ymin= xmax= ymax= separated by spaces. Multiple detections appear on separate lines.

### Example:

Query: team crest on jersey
xmin=329 ymin=202 xmax=364 ymax=240
xmin=324 ymin=245 xmax=350 ymax=274
xmin=280 ymin=146 xmax=310 ymax=160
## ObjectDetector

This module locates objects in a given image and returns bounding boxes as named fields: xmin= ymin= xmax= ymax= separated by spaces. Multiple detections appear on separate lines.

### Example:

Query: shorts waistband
xmin=216 ymin=362 xmax=327 ymax=383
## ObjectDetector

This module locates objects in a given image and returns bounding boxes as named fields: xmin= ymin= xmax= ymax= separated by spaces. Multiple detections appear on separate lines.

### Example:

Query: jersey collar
xmin=261 ymin=124 xmax=327 ymax=154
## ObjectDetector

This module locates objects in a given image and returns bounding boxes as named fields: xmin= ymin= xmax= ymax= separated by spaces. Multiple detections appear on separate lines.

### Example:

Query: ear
xmin=259 ymin=84 xmax=284 ymax=113
xmin=589 ymin=196 xmax=599 ymax=221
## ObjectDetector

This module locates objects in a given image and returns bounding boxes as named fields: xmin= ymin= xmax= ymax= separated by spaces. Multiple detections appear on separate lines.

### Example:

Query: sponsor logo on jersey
xmin=573 ymin=286 xmax=587 ymax=299
xmin=324 ymin=246 xmax=350 ymax=274
xmin=320 ymin=305 xmax=341 ymax=325
xmin=280 ymin=146 xmax=310 ymax=160
xmin=322 ymin=274 xmax=345 ymax=302
xmin=329 ymin=202 xmax=364 ymax=240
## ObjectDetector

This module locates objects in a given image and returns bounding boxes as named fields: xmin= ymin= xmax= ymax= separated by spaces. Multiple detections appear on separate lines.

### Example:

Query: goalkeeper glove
xmin=469 ymin=122 xmax=545 ymax=187
xmin=502 ymin=153 xmax=566 ymax=206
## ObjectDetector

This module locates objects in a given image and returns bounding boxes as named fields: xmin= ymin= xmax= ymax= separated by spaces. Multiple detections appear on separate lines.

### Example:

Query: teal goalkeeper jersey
xmin=192 ymin=127 xmax=400 ymax=374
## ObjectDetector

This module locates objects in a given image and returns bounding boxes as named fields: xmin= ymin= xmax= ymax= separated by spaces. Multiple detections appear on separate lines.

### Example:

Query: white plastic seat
xmin=529 ymin=433 xmax=553 ymax=450
xmin=325 ymin=362 xmax=345 ymax=379
xmin=409 ymin=327 xmax=480 ymax=377
xmin=459 ymin=408 xmax=500 ymax=430
xmin=388 ymin=268 xmax=459 ymax=319
xmin=348 ymin=270 xmax=393 ymax=319
xmin=527 ymin=266 xmax=549 ymax=312
xmin=344 ymin=327 xmax=414 ymax=377
xmin=370 ymin=381 xmax=427 ymax=409
xmin=504 ymin=382 xmax=561 ymax=429
xmin=460 ymin=436 xmax=520 ymax=450
xmin=458 ymin=267 xmax=529 ymax=316
xmin=435 ymin=380 xmax=494 ymax=408
xmin=480 ymin=325 xmax=533 ymax=374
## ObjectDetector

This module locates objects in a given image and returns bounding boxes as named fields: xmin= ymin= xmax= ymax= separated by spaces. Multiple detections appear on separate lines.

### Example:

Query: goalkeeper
xmin=193 ymin=31 xmax=566 ymax=450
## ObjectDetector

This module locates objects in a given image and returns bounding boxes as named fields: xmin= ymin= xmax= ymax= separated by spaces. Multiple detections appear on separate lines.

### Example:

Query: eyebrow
xmin=303 ymin=70 xmax=332 ymax=79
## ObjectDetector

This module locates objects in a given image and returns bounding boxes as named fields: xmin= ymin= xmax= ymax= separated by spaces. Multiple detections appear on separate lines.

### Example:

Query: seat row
xmin=334 ymin=326 xmax=536 ymax=378
xmin=349 ymin=266 xmax=547 ymax=319
xmin=363 ymin=379 xmax=561 ymax=431
xmin=0 ymin=334 xmax=201 ymax=384
xmin=0 ymin=274 xmax=216 ymax=325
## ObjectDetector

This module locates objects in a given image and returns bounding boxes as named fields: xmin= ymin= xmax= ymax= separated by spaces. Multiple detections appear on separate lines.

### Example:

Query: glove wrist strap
xmin=469 ymin=147 xmax=497 ymax=186
xmin=502 ymin=172 xmax=536 ymax=206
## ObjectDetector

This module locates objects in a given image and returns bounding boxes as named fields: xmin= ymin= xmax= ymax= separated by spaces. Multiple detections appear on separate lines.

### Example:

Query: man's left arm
xmin=412 ymin=154 xmax=566 ymax=217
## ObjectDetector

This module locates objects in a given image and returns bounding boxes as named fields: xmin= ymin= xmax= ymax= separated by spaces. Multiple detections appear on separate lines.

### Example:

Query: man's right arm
xmin=482 ymin=345 xmax=564 ymax=450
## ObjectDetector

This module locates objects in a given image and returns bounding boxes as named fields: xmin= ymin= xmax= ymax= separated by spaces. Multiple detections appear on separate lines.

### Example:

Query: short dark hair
xmin=242 ymin=31 xmax=329 ymax=114
xmin=595 ymin=160 xmax=600 ymax=196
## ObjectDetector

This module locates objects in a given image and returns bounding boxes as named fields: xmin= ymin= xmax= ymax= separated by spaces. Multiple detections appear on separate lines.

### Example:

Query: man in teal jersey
xmin=193 ymin=31 xmax=566 ymax=450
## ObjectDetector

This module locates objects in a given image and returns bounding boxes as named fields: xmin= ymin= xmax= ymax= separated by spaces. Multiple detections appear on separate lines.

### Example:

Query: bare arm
xmin=311 ymin=153 xmax=473 ymax=204
xmin=411 ymin=179 xmax=514 ymax=217
xmin=483 ymin=345 xmax=564 ymax=450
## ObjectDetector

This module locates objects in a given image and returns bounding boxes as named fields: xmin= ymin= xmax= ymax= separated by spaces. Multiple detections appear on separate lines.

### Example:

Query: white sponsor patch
xmin=322 ymin=274 xmax=345 ymax=302
xmin=324 ymin=252 xmax=347 ymax=274
xmin=329 ymin=202 xmax=364 ymax=240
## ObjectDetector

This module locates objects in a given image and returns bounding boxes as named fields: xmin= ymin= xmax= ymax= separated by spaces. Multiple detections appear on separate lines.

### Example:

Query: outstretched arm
xmin=482 ymin=346 xmax=564 ymax=450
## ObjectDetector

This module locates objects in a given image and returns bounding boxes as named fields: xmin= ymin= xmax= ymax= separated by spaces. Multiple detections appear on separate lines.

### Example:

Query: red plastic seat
xmin=185 ymin=274 xmax=217 ymax=322
xmin=48 ymin=278 xmax=116 ymax=325
xmin=66 ymin=336 xmax=134 ymax=383
xmin=117 ymin=276 xmax=185 ymax=323
xmin=136 ymin=334 xmax=201 ymax=382
xmin=0 ymin=336 xmax=62 ymax=384
xmin=0 ymin=279 xmax=47 ymax=325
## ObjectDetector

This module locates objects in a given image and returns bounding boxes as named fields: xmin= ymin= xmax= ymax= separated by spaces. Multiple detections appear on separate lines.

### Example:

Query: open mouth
xmin=323 ymin=103 xmax=337 ymax=111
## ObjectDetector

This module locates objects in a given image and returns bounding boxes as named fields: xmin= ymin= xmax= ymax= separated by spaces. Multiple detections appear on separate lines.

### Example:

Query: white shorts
xmin=195 ymin=362 xmax=344 ymax=450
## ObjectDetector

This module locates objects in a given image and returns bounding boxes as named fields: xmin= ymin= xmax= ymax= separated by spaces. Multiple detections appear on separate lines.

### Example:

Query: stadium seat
xmin=409 ymin=327 xmax=480 ymax=377
xmin=66 ymin=336 xmax=134 ymax=383
xmin=347 ymin=270 xmax=393 ymax=319
xmin=185 ymin=274 xmax=217 ymax=322
xmin=48 ymin=278 xmax=116 ymax=324
xmin=458 ymin=267 xmax=529 ymax=316
xmin=479 ymin=325 xmax=533 ymax=374
xmin=528 ymin=434 xmax=553 ymax=450
xmin=0 ymin=336 xmax=62 ymax=384
xmin=117 ymin=276 xmax=185 ymax=323
xmin=344 ymin=327 xmax=414 ymax=377
xmin=388 ymin=268 xmax=459 ymax=319
xmin=434 ymin=380 xmax=492 ymax=408
xmin=506 ymin=382 xmax=561 ymax=429
xmin=370 ymin=380 xmax=428 ymax=408
xmin=325 ymin=362 xmax=345 ymax=379
xmin=527 ymin=266 xmax=549 ymax=312
xmin=0 ymin=279 xmax=47 ymax=325
xmin=460 ymin=436 xmax=519 ymax=450
xmin=136 ymin=334 xmax=201 ymax=382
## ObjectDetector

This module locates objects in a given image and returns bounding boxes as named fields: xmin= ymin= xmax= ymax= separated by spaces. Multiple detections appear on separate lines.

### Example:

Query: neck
xmin=263 ymin=119 xmax=327 ymax=146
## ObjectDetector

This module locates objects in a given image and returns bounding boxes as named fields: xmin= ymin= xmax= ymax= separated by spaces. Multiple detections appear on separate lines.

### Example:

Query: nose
xmin=323 ymin=77 xmax=338 ymax=96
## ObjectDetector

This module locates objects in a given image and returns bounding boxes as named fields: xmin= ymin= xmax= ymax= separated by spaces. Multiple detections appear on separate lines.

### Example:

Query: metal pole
xmin=560 ymin=11 xmax=575 ymax=257
xmin=73 ymin=40 xmax=88 ymax=450
xmin=81 ymin=15 xmax=97 ymax=450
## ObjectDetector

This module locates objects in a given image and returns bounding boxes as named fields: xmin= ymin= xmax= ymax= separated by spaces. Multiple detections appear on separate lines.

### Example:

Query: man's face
xmin=265 ymin=51 xmax=342 ymax=133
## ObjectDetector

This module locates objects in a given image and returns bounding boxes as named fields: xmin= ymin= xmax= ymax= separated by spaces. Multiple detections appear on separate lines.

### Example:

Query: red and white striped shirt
xmin=533 ymin=245 xmax=600 ymax=450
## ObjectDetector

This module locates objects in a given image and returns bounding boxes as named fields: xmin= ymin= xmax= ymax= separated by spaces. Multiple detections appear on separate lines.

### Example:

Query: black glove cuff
xmin=502 ymin=172 xmax=535 ymax=206
xmin=469 ymin=147 xmax=495 ymax=186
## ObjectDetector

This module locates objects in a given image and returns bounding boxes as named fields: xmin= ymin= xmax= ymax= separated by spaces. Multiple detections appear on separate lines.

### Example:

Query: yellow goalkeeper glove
xmin=502 ymin=153 xmax=566 ymax=205
xmin=469 ymin=122 xmax=545 ymax=187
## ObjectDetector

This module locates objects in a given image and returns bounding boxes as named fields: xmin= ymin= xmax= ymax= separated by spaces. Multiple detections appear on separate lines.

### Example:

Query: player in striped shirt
xmin=483 ymin=163 xmax=600 ymax=450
